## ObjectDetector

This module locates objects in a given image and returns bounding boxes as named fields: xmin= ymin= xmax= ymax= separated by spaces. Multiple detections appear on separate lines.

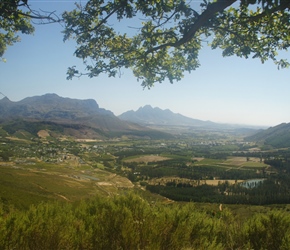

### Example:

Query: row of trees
xmin=142 ymin=151 xmax=290 ymax=204
xmin=123 ymin=148 xmax=290 ymax=205
xmin=124 ymin=160 xmax=262 ymax=181
xmin=1 ymin=192 xmax=290 ymax=250
xmin=147 ymin=174 xmax=290 ymax=205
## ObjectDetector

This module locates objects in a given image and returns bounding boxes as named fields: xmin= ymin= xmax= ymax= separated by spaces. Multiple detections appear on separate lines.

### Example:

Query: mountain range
xmin=1 ymin=93 xmax=286 ymax=145
xmin=0 ymin=94 xmax=171 ymax=139
xmin=0 ymin=93 xmax=112 ymax=120
xmin=118 ymin=105 xmax=216 ymax=127
xmin=118 ymin=105 xmax=265 ymax=136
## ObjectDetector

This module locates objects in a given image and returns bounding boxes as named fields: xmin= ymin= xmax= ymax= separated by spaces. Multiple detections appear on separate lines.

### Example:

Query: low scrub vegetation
xmin=1 ymin=192 xmax=290 ymax=250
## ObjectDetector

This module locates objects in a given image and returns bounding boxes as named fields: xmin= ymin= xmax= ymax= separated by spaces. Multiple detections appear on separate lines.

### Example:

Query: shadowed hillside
xmin=0 ymin=94 xmax=172 ymax=139
xmin=245 ymin=123 xmax=290 ymax=148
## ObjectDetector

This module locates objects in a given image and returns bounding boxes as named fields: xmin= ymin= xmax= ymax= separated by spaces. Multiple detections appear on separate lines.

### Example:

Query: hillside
xmin=245 ymin=123 xmax=290 ymax=148
xmin=0 ymin=94 xmax=171 ymax=139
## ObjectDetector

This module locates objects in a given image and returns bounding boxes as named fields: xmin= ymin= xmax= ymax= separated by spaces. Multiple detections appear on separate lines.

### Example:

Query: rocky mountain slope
xmin=0 ymin=94 xmax=171 ymax=139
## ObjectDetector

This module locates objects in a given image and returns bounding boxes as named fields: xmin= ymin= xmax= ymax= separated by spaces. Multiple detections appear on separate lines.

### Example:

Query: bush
xmin=0 ymin=193 xmax=289 ymax=249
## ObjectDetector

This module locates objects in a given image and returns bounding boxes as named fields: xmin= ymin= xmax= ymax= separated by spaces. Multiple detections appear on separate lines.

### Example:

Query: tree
xmin=63 ymin=0 xmax=290 ymax=88
xmin=0 ymin=0 xmax=59 ymax=61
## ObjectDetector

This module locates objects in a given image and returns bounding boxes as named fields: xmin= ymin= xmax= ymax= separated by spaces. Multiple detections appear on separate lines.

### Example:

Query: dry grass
xmin=124 ymin=155 xmax=170 ymax=163
xmin=192 ymin=157 xmax=204 ymax=162
xmin=205 ymin=179 xmax=243 ymax=185
xmin=37 ymin=130 xmax=50 ymax=138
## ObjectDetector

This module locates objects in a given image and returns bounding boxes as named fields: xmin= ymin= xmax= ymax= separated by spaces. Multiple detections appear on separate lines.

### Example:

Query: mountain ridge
xmin=0 ymin=94 xmax=171 ymax=139
xmin=0 ymin=94 xmax=269 ymax=139
xmin=119 ymin=105 xmax=216 ymax=127
xmin=245 ymin=122 xmax=290 ymax=148
xmin=0 ymin=93 xmax=114 ymax=120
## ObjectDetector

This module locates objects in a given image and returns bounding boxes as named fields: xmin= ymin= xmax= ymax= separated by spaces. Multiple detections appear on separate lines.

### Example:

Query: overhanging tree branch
xmin=62 ymin=0 xmax=290 ymax=87
xmin=146 ymin=0 xmax=237 ymax=54
xmin=247 ymin=1 xmax=290 ymax=21
xmin=178 ymin=0 xmax=237 ymax=45
xmin=0 ymin=0 xmax=62 ymax=58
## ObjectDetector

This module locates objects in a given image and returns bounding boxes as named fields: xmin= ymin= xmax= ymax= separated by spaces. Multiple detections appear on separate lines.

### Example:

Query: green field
xmin=199 ymin=156 xmax=269 ymax=169
xmin=0 ymin=161 xmax=133 ymax=210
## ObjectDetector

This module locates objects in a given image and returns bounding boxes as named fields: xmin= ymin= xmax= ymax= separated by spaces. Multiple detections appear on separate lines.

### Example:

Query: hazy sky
xmin=1 ymin=1 xmax=289 ymax=127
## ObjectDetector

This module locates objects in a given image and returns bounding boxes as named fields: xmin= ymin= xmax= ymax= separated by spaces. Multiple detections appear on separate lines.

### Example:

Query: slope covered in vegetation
xmin=246 ymin=123 xmax=290 ymax=148
xmin=0 ymin=193 xmax=289 ymax=250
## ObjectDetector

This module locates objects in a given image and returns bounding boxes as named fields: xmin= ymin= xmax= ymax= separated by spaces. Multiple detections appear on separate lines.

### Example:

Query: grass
xmin=198 ymin=157 xmax=269 ymax=169
xmin=198 ymin=158 xmax=223 ymax=165
xmin=123 ymin=154 xmax=171 ymax=163
xmin=161 ymin=153 xmax=191 ymax=161
xmin=0 ymin=161 xmax=133 ymax=210
xmin=242 ymin=161 xmax=268 ymax=168
xmin=92 ymin=162 xmax=105 ymax=169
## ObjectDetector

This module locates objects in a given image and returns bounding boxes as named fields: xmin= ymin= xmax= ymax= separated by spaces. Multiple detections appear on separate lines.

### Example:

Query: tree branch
xmin=247 ymin=1 xmax=290 ymax=22
xmin=146 ymin=0 xmax=237 ymax=54
xmin=87 ymin=7 xmax=120 ymax=33
xmin=179 ymin=0 xmax=237 ymax=45
xmin=17 ymin=10 xmax=60 ymax=23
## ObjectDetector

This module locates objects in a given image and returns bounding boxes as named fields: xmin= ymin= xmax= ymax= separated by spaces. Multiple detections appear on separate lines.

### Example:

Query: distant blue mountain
xmin=0 ymin=94 xmax=172 ymax=139
xmin=0 ymin=93 xmax=113 ymax=120
xmin=119 ymin=105 xmax=217 ymax=128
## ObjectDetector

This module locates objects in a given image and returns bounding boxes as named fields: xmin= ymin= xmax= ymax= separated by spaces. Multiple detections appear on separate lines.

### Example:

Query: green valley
xmin=0 ymin=95 xmax=290 ymax=249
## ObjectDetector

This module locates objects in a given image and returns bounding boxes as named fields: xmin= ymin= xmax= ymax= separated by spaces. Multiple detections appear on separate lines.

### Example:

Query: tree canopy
xmin=0 ymin=0 xmax=59 ymax=61
xmin=63 ymin=0 xmax=290 ymax=88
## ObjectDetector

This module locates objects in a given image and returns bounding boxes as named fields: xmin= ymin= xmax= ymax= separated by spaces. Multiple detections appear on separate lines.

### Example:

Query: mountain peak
xmin=119 ymin=105 xmax=213 ymax=127
xmin=138 ymin=105 xmax=153 ymax=111
xmin=0 ymin=96 xmax=12 ymax=103
xmin=43 ymin=93 xmax=59 ymax=98
xmin=0 ymin=94 xmax=171 ymax=140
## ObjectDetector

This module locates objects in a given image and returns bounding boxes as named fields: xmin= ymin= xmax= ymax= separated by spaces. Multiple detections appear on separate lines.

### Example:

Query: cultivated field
xmin=199 ymin=156 xmax=269 ymax=169
xmin=124 ymin=155 xmax=170 ymax=163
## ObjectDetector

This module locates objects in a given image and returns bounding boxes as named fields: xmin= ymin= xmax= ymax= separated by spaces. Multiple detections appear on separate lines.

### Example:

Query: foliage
xmin=0 ymin=147 xmax=13 ymax=161
xmin=0 ymin=192 xmax=289 ymax=249
xmin=2 ymin=120 xmax=65 ymax=136
xmin=1 ymin=133 xmax=290 ymax=248
xmin=63 ymin=0 xmax=290 ymax=87
xmin=242 ymin=211 xmax=290 ymax=249
xmin=147 ymin=174 xmax=290 ymax=205
xmin=133 ymin=160 xmax=262 ymax=180
xmin=0 ymin=0 xmax=34 ymax=60
xmin=0 ymin=0 xmax=60 ymax=60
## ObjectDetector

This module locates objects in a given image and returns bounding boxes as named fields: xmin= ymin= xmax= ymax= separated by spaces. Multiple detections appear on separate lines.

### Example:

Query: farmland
xmin=1 ymin=129 xmax=290 ymax=209
xmin=1 ymin=129 xmax=290 ymax=249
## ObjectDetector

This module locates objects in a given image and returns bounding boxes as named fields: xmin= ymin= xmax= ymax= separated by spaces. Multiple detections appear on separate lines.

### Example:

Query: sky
xmin=1 ymin=1 xmax=289 ymax=127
